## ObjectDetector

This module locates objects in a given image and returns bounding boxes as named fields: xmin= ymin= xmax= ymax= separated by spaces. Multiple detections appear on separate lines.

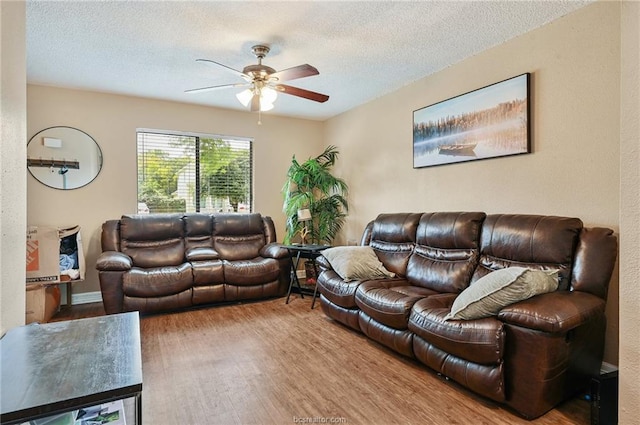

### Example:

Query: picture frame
xmin=413 ymin=73 xmax=530 ymax=168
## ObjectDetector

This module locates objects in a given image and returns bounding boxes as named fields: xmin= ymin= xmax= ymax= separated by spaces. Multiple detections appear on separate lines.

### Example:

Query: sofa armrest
xmin=497 ymin=291 xmax=606 ymax=334
xmin=186 ymin=247 xmax=220 ymax=261
xmin=316 ymin=255 xmax=332 ymax=271
xmin=96 ymin=251 xmax=132 ymax=271
xmin=260 ymin=243 xmax=289 ymax=259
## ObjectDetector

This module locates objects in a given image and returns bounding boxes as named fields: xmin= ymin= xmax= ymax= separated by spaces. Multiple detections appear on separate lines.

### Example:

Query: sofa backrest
xmin=102 ymin=212 xmax=279 ymax=264
xmin=184 ymin=213 xmax=214 ymax=251
xmin=261 ymin=216 xmax=278 ymax=245
xmin=119 ymin=214 xmax=185 ymax=268
xmin=473 ymin=214 xmax=583 ymax=290
xmin=367 ymin=213 xmax=422 ymax=277
xmin=101 ymin=219 xmax=121 ymax=252
xmin=212 ymin=213 xmax=267 ymax=261
xmin=407 ymin=212 xmax=486 ymax=293
xmin=570 ymin=227 xmax=617 ymax=299
xmin=359 ymin=211 xmax=617 ymax=299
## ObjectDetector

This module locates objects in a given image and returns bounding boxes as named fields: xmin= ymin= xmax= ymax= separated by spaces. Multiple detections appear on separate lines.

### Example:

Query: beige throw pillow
xmin=321 ymin=246 xmax=395 ymax=282
xmin=444 ymin=267 xmax=559 ymax=321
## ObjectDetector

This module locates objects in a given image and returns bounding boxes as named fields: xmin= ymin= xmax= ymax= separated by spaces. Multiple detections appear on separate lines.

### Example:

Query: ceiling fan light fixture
xmin=260 ymin=101 xmax=275 ymax=112
xmin=237 ymin=86 xmax=277 ymax=112
xmin=261 ymin=86 xmax=278 ymax=104
xmin=236 ymin=88 xmax=253 ymax=107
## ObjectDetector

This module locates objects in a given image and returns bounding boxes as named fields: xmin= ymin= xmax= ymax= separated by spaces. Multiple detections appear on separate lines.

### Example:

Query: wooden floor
xmin=52 ymin=298 xmax=590 ymax=425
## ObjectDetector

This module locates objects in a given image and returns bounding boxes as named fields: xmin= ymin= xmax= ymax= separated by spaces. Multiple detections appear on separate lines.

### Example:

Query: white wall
xmin=0 ymin=0 xmax=27 ymax=335
xmin=26 ymin=86 xmax=324 ymax=297
xmin=619 ymin=1 xmax=639 ymax=422
xmin=325 ymin=1 xmax=621 ymax=363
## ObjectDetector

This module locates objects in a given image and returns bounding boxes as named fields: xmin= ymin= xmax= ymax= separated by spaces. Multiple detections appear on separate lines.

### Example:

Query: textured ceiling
xmin=26 ymin=1 xmax=592 ymax=121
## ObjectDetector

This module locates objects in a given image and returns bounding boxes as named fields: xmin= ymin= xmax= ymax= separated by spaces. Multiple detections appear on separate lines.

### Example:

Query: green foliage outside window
xmin=137 ymin=133 xmax=252 ymax=214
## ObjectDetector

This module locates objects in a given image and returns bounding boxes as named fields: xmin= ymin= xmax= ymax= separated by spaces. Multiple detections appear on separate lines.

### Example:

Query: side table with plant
xmin=282 ymin=145 xmax=349 ymax=283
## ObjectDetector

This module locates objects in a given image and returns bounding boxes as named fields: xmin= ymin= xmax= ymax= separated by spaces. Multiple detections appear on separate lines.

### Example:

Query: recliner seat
xmin=354 ymin=212 xmax=485 ymax=358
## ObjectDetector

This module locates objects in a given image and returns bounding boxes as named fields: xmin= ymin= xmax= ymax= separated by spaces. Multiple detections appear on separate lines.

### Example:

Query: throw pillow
xmin=444 ymin=267 xmax=558 ymax=321
xmin=321 ymin=246 xmax=395 ymax=282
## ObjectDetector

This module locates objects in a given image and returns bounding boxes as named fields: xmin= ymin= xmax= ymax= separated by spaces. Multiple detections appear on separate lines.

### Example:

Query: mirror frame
xmin=27 ymin=126 xmax=103 ymax=190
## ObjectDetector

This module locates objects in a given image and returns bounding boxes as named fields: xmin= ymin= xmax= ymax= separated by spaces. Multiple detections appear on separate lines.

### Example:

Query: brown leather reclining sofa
xmin=316 ymin=212 xmax=617 ymax=419
xmin=96 ymin=213 xmax=291 ymax=314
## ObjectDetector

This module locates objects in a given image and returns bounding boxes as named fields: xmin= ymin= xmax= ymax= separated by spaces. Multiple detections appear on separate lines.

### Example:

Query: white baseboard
xmin=71 ymin=291 xmax=103 ymax=305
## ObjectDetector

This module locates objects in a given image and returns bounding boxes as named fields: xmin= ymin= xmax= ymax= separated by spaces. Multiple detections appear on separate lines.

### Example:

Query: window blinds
xmin=136 ymin=131 xmax=252 ymax=214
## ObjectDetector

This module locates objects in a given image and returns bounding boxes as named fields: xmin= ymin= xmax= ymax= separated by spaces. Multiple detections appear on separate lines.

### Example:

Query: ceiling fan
xmin=185 ymin=45 xmax=329 ymax=113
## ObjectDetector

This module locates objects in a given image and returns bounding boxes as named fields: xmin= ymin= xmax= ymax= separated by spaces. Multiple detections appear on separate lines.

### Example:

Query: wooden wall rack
xmin=27 ymin=158 xmax=80 ymax=169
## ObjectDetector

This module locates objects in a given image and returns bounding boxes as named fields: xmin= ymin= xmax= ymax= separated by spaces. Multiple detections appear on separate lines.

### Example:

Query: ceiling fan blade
xmin=196 ymin=59 xmax=250 ymax=80
xmin=184 ymin=83 xmax=248 ymax=94
xmin=269 ymin=64 xmax=319 ymax=82
xmin=276 ymin=84 xmax=329 ymax=103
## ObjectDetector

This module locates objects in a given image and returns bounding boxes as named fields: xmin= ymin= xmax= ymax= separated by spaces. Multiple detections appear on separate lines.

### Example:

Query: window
xmin=137 ymin=130 xmax=252 ymax=214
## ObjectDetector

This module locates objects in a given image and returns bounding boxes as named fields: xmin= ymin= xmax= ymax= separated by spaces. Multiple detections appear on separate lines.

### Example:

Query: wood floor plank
xmin=52 ymin=298 xmax=590 ymax=424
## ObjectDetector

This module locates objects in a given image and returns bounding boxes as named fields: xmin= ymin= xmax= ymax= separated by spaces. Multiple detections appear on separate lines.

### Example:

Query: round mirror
xmin=27 ymin=126 xmax=103 ymax=190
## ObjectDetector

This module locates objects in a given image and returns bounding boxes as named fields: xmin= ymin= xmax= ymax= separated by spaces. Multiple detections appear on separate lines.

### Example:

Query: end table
xmin=283 ymin=244 xmax=330 ymax=309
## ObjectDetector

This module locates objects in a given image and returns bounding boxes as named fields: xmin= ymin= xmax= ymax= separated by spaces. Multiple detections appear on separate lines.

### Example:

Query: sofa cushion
xmin=223 ymin=258 xmax=280 ymax=285
xmin=474 ymin=214 xmax=582 ymax=290
xmin=120 ymin=213 xmax=183 ymax=240
xmin=191 ymin=260 xmax=224 ymax=286
xmin=214 ymin=213 xmax=265 ymax=235
xmin=321 ymin=246 xmax=395 ymax=282
xmin=123 ymin=263 xmax=193 ymax=297
xmin=184 ymin=213 xmax=214 ymax=251
xmin=122 ymin=238 xmax=185 ymax=268
xmin=316 ymin=271 xmax=363 ymax=308
xmin=214 ymin=234 xmax=266 ymax=261
xmin=409 ymin=294 xmax=505 ymax=365
xmin=120 ymin=214 xmax=185 ymax=268
xmin=445 ymin=267 xmax=558 ymax=321
xmin=406 ymin=212 xmax=484 ymax=292
xmin=186 ymin=247 xmax=219 ymax=261
xmin=212 ymin=214 xmax=267 ymax=260
xmin=355 ymin=279 xmax=437 ymax=330
xmin=368 ymin=213 xmax=422 ymax=277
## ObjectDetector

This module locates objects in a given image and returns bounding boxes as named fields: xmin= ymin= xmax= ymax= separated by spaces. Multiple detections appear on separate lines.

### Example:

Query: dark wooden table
xmin=283 ymin=244 xmax=330 ymax=309
xmin=0 ymin=312 xmax=143 ymax=424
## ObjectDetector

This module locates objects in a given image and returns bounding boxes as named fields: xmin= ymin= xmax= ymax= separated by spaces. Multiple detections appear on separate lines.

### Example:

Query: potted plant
xmin=282 ymin=145 xmax=349 ymax=246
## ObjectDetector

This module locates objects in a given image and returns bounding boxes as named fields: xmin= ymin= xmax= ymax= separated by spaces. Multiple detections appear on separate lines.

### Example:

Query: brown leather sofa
xmin=316 ymin=212 xmax=617 ymax=419
xmin=96 ymin=213 xmax=291 ymax=314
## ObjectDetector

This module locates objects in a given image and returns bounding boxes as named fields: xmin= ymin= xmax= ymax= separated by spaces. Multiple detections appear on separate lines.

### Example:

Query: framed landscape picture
xmin=413 ymin=73 xmax=530 ymax=168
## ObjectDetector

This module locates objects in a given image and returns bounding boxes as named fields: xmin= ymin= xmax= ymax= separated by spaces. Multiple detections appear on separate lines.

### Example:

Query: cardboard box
xmin=26 ymin=226 xmax=60 ymax=283
xmin=25 ymin=284 xmax=61 ymax=324
xmin=26 ymin=225 xmax=85 ymax=284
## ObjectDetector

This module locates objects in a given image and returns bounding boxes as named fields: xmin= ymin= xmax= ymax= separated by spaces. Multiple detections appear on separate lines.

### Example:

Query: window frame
xmin=136 ymin=128 xmax=253 ymax=214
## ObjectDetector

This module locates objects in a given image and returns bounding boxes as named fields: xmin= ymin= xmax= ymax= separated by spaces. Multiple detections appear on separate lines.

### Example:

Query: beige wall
xmin=26 ymin=85 xmax=324 ymax=298
xmin=326 ymin=1 xmax=621 ymax=363
xmin=1 ymin=1 xmax=27 ymax=334
xmin=619 ymin=1 xmax=639 ymax=422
